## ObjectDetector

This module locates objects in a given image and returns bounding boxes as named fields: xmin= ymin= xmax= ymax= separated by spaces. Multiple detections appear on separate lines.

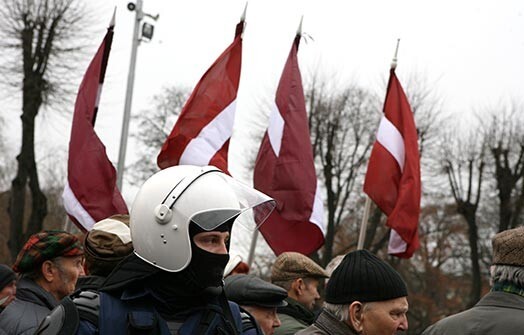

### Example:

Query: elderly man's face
xmin=50 ymin=256 xmax=85 ymax=300
xmin=0 ymin=280 xmax=16 ymax=307
xmin=359 ymin=297 xmax=408 ymax=335
xmin=244 ymin=306 xmax=281 ymax=335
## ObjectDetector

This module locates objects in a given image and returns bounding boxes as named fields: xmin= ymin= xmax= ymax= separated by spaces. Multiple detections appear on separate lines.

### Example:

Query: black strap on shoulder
xmin=73 ymin=290 xmax=100 ymax=326
xmin=218 ymin=290 xmax=240 ymax=335
xmin=35 ymin=297 xmax=79 ymax=335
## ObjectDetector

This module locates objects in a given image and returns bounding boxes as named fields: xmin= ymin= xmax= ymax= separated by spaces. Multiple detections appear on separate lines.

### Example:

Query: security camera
xmin=127 ymin=2 xmax=136 ymax=11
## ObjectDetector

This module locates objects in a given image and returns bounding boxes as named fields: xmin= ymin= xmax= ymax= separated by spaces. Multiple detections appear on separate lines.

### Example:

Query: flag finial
xmin=296 ymin=15 xmax=304 ymax=36
xmin=109 ymin=7 xmax=116 ymax=28
xmin=240 ymin=2 xmax=248 ymax=22
xmin=391 ymin=38 xmax=400 ymax=70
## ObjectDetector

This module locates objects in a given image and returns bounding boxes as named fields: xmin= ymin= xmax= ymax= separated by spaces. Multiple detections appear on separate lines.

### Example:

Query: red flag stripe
xmin=254 ymin=34 xmax=325 ymax=255
xmin=157 ymin=21 xmax=244 ymax=173
xmin=363 ymin=69 xmax=420 ymax=258
xmin=63 ymin=23 xmax=128 ymax=231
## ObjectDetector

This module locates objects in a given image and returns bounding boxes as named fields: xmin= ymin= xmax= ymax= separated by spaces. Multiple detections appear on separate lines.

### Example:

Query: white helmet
xmin=130 ymin=165 xmax=275 ymax=272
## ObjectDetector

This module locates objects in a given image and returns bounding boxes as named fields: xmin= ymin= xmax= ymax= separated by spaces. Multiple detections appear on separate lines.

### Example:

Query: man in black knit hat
xmin=297 ymin=249 xmax=409 ymax=335
xmin=0 ymin=264 xmax=16 ymax=313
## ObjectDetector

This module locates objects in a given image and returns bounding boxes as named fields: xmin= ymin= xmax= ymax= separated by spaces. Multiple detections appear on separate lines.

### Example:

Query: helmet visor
xmin=172 ymin=171 xmax=276 ymax=232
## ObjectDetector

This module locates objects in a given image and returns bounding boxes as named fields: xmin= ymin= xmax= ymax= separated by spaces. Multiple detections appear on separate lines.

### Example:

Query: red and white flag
xmin=63 ymin=15 xmax=128 ymax=231
xmin=254 ymin=34 xmax=325 ymax=256
xmin=157 ymin=20 xmax=244 ymax=173
xmin=363 ymin=68 xmax=421 ymax=258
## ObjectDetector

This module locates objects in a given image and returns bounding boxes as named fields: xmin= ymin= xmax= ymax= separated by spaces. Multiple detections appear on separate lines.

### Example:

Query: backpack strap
xmin=35 ymin=296 xmax=79 ymax=335
xmin=218 ymin=291 xmax=240 ymax=335
xmin=74 ymin=290 xmax=100 ymax=326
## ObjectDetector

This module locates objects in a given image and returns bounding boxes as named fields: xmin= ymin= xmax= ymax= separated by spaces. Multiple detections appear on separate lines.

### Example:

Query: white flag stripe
xmin=267 ymin=101 xmax=285 ymax=157
xmin=95 ymin=83 xmax=103 ymax=109
xmin=309 ymin=182 xmax=326 ymax=234
xmin=388 ymin=228 xmax=408 ymax=254
xmin=376 ymin=116 xmax=405 ymax=172
xmin=180 ymin=100 xmax=236 ymax=166
xmin=63 ymin=181 xmax=96 ymax=230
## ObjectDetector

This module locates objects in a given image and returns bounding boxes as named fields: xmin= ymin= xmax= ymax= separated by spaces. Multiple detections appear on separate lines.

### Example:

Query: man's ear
xmin=41 ymin=260 xmax=55 ymax=283
xmin=349 ymin=301 xmax=364 ymax=333
xmin=291 ymin=278 xmax=305 ymax=296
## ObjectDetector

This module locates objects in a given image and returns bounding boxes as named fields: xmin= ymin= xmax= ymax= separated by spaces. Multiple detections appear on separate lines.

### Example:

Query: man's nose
xmin=274 ymin=316 xmax=281 ymax=328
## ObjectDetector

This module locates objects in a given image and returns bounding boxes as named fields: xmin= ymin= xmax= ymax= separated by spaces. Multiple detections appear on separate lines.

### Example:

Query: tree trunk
xmin=8 ymin=75 xmax=47 ymax=261
xmin=463 ymin=210 xmax=481 ymax=308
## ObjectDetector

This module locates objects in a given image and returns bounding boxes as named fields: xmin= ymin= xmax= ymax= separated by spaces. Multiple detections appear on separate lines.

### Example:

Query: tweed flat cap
xmin=271 ymin=252 xmax=328 ymax=282
xmin=13 ymin=230 xmax=84 ymax=273
xmin=225 ymin=274 xmax=288 ymax=308
xmin=492 ymin=226 xmax=524 ymax=266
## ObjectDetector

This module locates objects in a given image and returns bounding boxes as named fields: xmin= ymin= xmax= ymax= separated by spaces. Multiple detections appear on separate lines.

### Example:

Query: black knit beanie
xmin=0 ymin=264 xmax=16 ymax=290
xmin=325 ymin=250 xmax=407 ymax=304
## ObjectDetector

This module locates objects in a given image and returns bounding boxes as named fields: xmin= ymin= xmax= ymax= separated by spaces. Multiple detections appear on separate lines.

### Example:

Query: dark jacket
xmin=274 ymin=298 xmax=315 ymax=335
xmin=297 ymin=308 xmax=357 ymax=335
xmin=422 ymin=291 xmax=524 ymax=335
xmin=0 ymin=277 xmax=59 ymax=335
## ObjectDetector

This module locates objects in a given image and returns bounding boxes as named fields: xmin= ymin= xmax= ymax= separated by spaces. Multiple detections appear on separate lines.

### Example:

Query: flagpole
xmin=357 ymin=196 xmax=371 ymax=249
xmin=358 ymin=39 xmax=401 ymax=250
xmin=247 ymin=229 xmax=258 ymax=267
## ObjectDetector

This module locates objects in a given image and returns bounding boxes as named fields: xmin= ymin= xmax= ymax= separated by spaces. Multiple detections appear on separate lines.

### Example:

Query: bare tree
xmin=129 ymin=86 xmax=189 ymax=185
xmin=305 ymin=73 xmax=380 ymax=265
xmin=0 ymin=0 xmax=89 ymax=260
xmin=441 ymin=126 xmax=486 ymax=307
xmin=481 ymin=101 xmax=524 ymax=232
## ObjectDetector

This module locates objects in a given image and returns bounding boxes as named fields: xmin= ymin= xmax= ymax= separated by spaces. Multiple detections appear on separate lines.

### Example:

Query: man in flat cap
xmin=0 ymin=264 xmax=16 ymax=313
xmin=422 ymin=226 xmax=524 ymax=335
xmin=225 ymin=274 xmax=288 ymax=335
xmin=271 ymin=252 xmax=329 ymax=334
xmin=0 ymin=230 xmax=84 ymax=334
xmin=76 ymin=214 xmax=133 ymax=292
xmin=298 ymin=250 xmax=409 ymax=335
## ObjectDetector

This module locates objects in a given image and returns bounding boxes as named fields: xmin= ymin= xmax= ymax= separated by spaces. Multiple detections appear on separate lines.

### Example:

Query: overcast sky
xmin=4 ymin=0 xmax=524 ymax=204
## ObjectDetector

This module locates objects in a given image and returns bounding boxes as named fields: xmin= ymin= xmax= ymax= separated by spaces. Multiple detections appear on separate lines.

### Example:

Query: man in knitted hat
xmin=422 ymin=226 xmax=524 ymax=334
xmin=0 ymin=264 xmax=16 ymax=313
xmin=297 ymin=249 xmax=409 ymax=335
xmin=76 ymin=214 xmax=133 ymax=291
xmin=0 ymin=230 xmax=84 ymax=334
xmin=225 ymin=274 xmax=288 ymax=335
xmin=271 ymin=251 xmax=329 ymax=334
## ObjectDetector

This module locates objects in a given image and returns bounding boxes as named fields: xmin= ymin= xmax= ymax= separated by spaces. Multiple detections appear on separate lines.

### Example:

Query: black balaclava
xmin=147 ymin=218 xmax=234 ymax=318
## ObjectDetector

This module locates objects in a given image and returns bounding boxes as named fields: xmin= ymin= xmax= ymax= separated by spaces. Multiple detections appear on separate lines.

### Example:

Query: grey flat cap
xmin=225 ymin=274 xmax=288 ymax=308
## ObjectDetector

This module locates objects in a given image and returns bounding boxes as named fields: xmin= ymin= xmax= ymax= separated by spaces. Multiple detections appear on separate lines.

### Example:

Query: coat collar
xmin=314 ymin=308 xmax=358 ymax=335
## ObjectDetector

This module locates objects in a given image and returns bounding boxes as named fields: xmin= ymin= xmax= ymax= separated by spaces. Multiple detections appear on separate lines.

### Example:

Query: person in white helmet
xmin=37 ymin=165 xmax=275 ymax=335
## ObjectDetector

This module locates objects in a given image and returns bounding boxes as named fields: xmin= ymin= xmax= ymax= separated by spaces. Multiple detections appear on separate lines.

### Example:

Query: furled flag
xmin=363 ymin=67 xmax=421 ymax=258
xmin=253 ymin=29 xmax=325 ymax=256
xmin=156 ymin=18 xmax=245 ymax=173
xmin=63 ymin=13 xmax=128 ymax=232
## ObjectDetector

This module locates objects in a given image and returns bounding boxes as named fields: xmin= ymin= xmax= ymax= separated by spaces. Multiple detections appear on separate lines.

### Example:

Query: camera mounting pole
xmin=116 ymin=0 xmax=158 ymax=190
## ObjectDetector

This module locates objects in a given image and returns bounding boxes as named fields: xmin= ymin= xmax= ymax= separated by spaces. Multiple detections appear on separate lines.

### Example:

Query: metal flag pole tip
xmin=391 ymin=38 xmax=400 ymax=70
xmin=109 ymin=7 xmax=116 ymax=27
xmin=241 ymin=2 xmax=248 ymax=21
xmin=297 ymin=15 xmax=304 ymax=36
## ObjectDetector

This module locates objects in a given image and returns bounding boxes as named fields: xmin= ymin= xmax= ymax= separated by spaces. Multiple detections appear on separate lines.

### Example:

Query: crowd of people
xmin=0 ymin=165 xmax=522 ymax=334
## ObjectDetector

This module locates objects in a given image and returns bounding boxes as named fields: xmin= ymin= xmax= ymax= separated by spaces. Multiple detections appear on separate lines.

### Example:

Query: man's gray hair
xmin=324 ymin=302 xmax=351 ymax=322
xmin=490 ymin=264 xmax=524 ymax=287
